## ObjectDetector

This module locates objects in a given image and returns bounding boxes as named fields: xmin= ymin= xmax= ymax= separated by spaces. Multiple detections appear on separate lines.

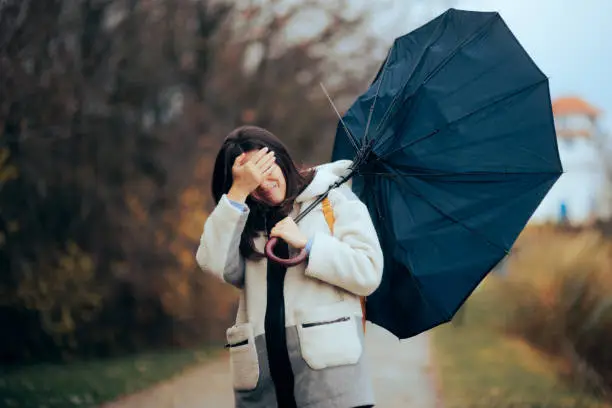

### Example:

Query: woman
xmin=196 ymin=125 xmax=383 ymax=408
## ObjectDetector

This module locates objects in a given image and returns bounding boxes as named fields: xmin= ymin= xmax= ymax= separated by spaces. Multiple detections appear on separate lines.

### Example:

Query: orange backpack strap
xmin=321 ymin=197 xmax=367 ymax=334
xmin=321 ymin=196 xmax=335 ymax=232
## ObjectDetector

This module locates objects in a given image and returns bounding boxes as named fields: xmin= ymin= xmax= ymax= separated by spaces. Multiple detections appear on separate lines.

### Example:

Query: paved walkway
xmin=366 ymin=324 xmax=441 ymax=408
xmin=103 ymin=324 xmax=441 ymax=408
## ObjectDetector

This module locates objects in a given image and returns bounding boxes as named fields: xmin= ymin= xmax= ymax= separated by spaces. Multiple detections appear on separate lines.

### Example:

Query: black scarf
xmin=264 ymin=238 xmax=297 ymax=408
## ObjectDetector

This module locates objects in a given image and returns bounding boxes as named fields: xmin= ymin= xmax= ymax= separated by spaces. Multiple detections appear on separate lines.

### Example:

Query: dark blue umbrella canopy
xmin=330 ymin=8 xmax=563 ymax=339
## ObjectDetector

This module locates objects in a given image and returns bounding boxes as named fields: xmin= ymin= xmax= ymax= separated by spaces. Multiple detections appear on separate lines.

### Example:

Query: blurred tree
xmin=0 ymin=0 xmax=230 ymax=362
xmin=0 ymin=0 xmax=456 ymax=362
xmin=203 ymin=0 xmax=383 ymax=163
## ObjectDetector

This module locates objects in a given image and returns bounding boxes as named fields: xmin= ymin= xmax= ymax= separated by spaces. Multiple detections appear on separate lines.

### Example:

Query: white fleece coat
xmin=196 ymin=160 xmax=384 ymax=337
xmin=196 ymin=160 xmax=384 ymax=408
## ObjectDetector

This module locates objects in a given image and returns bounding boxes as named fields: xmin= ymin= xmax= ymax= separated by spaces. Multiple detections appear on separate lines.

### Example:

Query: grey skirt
xmin=228 ymin=320 xmax=375 ymax=408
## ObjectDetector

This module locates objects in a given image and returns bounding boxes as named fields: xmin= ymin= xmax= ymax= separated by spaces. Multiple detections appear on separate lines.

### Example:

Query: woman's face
xmin=244 ymin=149 xmax=287 ymax=205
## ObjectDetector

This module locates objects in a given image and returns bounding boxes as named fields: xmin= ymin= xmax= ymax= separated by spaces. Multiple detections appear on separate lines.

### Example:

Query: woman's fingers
xmin=258 ymin=153 xmax=276 ymax=172
xmin=271 ymin=218 xmax=291 ymax=235
xmin=233 ymin=153 xmax=246 ymax=168
xmin=255 ymin=151 xmax=275 ymax=171
xmin=236 ymin=148 xmax=275 ymax=186
xmin=250 ymin=148 xmax=269 ymax=165
xmin=271 ymin=219 xmax=287 ymax=233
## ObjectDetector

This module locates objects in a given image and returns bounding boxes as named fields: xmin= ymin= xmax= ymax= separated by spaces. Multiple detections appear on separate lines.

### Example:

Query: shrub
xmin=495 ymin=228 xmax=612 ymax=398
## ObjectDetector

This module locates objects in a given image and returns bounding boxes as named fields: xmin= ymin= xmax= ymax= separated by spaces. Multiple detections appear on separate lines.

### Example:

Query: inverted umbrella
xmin=266 ymin=8 xmax=563 ymax=339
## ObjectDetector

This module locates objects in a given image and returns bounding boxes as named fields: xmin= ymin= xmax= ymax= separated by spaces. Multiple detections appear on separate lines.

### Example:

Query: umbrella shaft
xmin=294 ymin=170 xmax=355 ymax=223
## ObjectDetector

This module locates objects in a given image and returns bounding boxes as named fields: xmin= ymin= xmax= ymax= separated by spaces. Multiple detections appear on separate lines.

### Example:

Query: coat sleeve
xmin=196 ymin=194 xmax=248 ymax=289
xmin=304 ymin=186 xmax=384 ymax=297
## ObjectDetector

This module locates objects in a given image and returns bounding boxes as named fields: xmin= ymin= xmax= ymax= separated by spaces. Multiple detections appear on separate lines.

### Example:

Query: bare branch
xmin=0 ymin=0 xmax=32 ymax=50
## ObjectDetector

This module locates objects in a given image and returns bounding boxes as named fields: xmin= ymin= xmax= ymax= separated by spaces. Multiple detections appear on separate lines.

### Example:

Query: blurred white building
xmin=531 ymin=96 xmax=610 ymax=225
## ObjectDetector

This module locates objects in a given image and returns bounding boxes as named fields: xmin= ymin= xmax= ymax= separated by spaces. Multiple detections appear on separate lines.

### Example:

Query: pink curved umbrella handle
xmin=265 ymin=237 xmax=308 ymax=267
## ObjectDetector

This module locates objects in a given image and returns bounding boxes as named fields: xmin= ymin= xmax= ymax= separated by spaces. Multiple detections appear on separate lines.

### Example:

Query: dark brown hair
xmin=211 ymin=125 xmax=315 ymax=260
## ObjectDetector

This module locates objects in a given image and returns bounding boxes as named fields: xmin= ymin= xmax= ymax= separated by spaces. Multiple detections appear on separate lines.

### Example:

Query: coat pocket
xmin=296 ymin=302 xmax=363 ymax=370
xmin=226 ymin=323 xmax=260 ymax=391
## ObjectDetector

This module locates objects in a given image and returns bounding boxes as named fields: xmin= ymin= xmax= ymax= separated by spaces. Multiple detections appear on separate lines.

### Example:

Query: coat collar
xmin=295 ymin=160 xmax=353 ymax=203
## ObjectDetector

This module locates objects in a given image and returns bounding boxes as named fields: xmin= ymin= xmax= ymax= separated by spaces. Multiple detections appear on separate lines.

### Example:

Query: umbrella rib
xmin=435 ymin=57 xmax=509 ymax=103
xmin=367 ymin=180 xmax=456 ymax=328
xmin=396 ymin=173 xmax=556 ymax=265
xmin=418 ymin=15 xmax=498 ymax=88
xmin=372 ymin=17 xmax=449 ymax=137
xmin=515 ymin=145 xmax=559 ymax=168
xmin=319 ymin=82 xmax=359 ymax=152
xmin=395 ymin=122 xmax=555 ymax=163
xmin=376 ymin=52 xmax=514 ymax=154
xmin=380 ymin=78 xmax=549 ymax=159
xmin=392 ymin=173 xmax=558 ymax=327
xmin=382 ymin=162 xmax=510 ymax=255
xmin=374 ymin=13 xmax=499 ymax=138
xmin=388 ymin=187 xmax=456 ymax=324
xmin=363 ymin=53 xmax=391 ymax=144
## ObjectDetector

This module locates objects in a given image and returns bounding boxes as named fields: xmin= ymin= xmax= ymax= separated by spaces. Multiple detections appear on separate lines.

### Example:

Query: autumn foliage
xmin=495 ymin=226 xmax=612 ymax=397
xmin=0 ymin=0 xmax=383 ymax=363
xmin=0 ymin=0 xmax=385 ymax=363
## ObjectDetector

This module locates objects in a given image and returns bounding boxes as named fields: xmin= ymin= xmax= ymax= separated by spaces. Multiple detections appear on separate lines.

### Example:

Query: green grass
xmin=0 ymin=346 xmax=218 ymax=408
xmin=431 ymin=277 xmax=612 ymax=408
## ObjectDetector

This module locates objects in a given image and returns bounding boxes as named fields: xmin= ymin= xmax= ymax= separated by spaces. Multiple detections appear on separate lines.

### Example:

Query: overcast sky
xmin=369 ymin=0 xmax=612 ymax=133
xmin=363 ymin=0 xmax=612 ymax=220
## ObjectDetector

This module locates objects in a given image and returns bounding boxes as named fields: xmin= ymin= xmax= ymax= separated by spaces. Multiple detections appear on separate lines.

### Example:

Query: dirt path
xmin=366 ymin=324 xmax=441 ymax=408
xmin=102 ymin=324 xmax=441 ymax=408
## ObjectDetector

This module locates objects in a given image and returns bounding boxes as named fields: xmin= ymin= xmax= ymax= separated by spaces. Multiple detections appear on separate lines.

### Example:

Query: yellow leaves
xmin=41 ymin=305 xmax=76 ymax=334
xmin=61 ymin=241 xmax=95 ymax=280
xmin=176 ymin=280 xmax=190 ymax=298
xmin=0 ymin=147 xmax=20 ymax=241
xmin=508 ymin=229 xmax=610 ymax=306
xmin=178 ymin=247 xmax=196 ymax=269
xmin=156 ymin=154 xmax=237 ymax=321
xmin=0 ymin=165 xmax=18 ymax=183
xmin=164 ymin=185 xmax=211 ymax=269
xmin=0 ymin=147 xmax=18 ymax=183
xmin=160 ymin=271 xmax=194 ymax=319
xmin=176 ymin=186 xmax=209 ymax=241
xmin=178 ymin=215 xmax=206 ymax=242
xmin=7 ymin=221 xmax=19 ymax=233
xmin=126 ymin=194 xmax=148 ymax=222
xmin=180 ymin=186 xmax=204 ymax=207
xmin=15 ymin=241 xmax=103 ymax=335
